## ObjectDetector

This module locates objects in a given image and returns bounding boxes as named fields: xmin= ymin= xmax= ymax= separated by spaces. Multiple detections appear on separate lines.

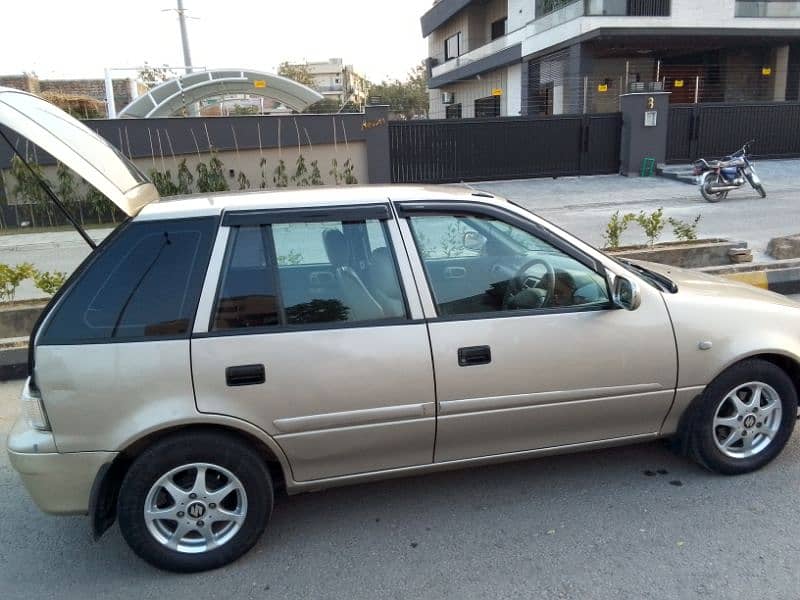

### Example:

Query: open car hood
xmin=0 ymin=87 xmax=159 ymax=217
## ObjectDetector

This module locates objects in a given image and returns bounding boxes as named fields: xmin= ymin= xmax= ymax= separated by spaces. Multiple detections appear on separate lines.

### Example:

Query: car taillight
xmin=20 ymin=377 xmax=50 ymax=431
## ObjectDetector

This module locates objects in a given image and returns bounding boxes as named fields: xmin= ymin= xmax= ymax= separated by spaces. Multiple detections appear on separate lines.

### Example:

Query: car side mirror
xmin=463 ymin=231 xmax=487 ymax=253
xmin=612 ymin=275 xmax=641 ymax=311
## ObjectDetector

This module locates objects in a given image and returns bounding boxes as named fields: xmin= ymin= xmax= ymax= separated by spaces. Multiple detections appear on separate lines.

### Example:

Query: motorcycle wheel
xmin=701 ymin=173 xmax=727 ymax=203
xmin=755 ymin=184 xmax=767 ymax=198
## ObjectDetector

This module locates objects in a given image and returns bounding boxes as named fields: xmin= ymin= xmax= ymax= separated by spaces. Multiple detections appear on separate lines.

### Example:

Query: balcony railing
xmin=736 ymin=1 xmax=800 ymax=17
xmin=431 ymin=26 xmax=526 ymax=79
xmin=534 ymin=0 xmax=670 ymax=33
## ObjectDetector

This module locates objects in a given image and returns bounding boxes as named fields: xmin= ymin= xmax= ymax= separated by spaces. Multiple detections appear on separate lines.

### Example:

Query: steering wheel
xmin=505 ymin=258 xmax=556 ymax=308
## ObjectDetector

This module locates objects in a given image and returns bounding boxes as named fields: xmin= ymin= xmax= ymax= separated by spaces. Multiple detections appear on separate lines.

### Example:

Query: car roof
xmin=135 ymin=184 xmax=506 ymax=221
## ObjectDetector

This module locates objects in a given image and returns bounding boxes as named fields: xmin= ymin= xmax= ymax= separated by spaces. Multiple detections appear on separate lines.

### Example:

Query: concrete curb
xmin=701 ymin=259 xmax=800 ymax=295
xmin=0 ymin=345 xmax=28 ymax=382
xmin=0 ymin=261 xmax=796 ymax=383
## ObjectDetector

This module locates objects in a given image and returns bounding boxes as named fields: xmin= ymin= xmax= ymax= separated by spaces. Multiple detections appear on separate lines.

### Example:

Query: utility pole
xmin=177 ymin=0 xmax=193 ymax=74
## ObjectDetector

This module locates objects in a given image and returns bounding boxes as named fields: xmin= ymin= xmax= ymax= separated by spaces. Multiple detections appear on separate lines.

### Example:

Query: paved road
xmin=478 ymin=158 xmax=800 ymax=261
xmin=1 ymin=380 xmax=800 ymax=599
xmin=4 ymin=158 xmax=800 ymax=301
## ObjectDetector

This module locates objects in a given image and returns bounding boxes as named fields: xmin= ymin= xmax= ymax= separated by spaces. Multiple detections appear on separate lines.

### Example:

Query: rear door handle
xmin=226 ymin=364 xmax=266 ymax=387
xmin=458 ymin=346 xmax=491 ymax=367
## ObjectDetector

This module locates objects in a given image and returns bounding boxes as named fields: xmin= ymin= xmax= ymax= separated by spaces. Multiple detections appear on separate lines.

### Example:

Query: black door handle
xmin=458 ymin=346 xmax=491 ymax=367
xmin=226 ymin=364 xmax=266 ymax=387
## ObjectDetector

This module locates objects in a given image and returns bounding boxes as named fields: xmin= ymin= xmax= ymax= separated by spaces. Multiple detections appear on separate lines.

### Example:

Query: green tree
xmin=138 ymin=62 xmax=176 ymax=90
xmin=368 ymin=62 xmax=429 ymax=120
xmin=277 ymin=62 xmax=317 ymax=88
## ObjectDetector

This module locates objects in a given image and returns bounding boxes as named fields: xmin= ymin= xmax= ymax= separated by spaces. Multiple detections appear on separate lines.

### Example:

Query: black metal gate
xmin=666 ymin=101 xmax=800 ymax=163
xmin=389 ymin=113 xmax=621 ymax=184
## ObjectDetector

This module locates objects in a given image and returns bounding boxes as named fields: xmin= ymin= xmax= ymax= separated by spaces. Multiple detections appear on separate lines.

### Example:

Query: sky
xmin=1 ymin=0 xmax=432 ymax=83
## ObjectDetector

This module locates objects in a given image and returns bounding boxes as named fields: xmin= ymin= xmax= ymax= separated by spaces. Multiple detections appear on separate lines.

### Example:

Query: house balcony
xmin=533 ymin=0 xmax=670 ymax=33
xmin=736 ymin=1 xmax=800 ymax=17
xmin=430 ymin=26 xmax=526 ymax=86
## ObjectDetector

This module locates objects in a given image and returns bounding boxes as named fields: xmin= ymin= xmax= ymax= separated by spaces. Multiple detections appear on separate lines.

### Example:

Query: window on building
xmin=445 ymin=32 xmax=462 ymax=61
xmin=475 ymin=96 xmax=501 ymax=118
xmin=446 ymin=104 xmax=463 ymax=119
xmin=491 ymin=17 xmax=507 ymax=41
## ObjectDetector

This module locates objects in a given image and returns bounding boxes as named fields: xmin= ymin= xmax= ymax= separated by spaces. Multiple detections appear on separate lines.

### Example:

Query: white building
xmin=422 ymin=0 xmax=800 ymax=119
xmin=294 ymin=58 xmax=369 ymax=108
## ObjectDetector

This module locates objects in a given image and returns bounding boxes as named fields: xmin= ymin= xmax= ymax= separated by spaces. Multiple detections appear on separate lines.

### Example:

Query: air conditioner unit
xmin=442 ymin=92 xmax=455 ymax=105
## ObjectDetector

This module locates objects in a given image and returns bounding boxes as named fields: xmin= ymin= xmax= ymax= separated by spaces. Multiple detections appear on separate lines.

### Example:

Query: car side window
xmin=213 ymin=226 xmax=280 ymax=331
xmin=41 ymin=218 xmax=217 ymax=344
xmin=271 ymin=219 xmax=406 ymax=324
xmin=212 ymin=216 xmax=407 ymax=331
xmin=408 ymin=214 xmax=609 ymax=317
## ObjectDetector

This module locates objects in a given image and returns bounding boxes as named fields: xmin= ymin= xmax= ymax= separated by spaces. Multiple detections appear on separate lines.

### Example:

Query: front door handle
xmin=226 ymin=364 xmax=266 ymax=387
xmin=458 ymin=346 xmax=491 ymax=367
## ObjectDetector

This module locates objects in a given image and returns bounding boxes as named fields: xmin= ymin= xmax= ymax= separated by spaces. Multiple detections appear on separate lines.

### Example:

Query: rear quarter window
xmin=40 ymin=217 xmax=217 ymax=344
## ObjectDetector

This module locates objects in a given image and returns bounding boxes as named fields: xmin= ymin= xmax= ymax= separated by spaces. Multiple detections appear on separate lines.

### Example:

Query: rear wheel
xmin=700 ymin=172 xmax=727 ymax=203
xmin=118 ymin=431 xmax=273 ymax=572
xmin=688 ymin=360 xmax=796 ymax=475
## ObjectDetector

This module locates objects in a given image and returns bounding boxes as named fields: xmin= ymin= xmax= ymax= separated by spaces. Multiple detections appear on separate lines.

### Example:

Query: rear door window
xmin=40 ymin=217 xmax=217 ymax=344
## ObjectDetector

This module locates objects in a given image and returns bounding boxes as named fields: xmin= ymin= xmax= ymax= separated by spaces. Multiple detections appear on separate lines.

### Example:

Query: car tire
xmin=688 ymin=359 xmax=797 ymax=475
xmin=117 ymin=431 xmax=273 ymax=573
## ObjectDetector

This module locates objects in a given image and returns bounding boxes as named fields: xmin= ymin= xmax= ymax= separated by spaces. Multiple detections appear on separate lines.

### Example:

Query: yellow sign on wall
xmin=762 ymin=67 xmax=772 ymax=76
xmin=492 ymin=88 xmax=503 ymax=96
xmin=674 ymin=79 xmax=685 ymax=88
xmin=253 ymin=80 xmax=267 ymax=88
xmin=597 ymin=84 xmax=608 ymax=93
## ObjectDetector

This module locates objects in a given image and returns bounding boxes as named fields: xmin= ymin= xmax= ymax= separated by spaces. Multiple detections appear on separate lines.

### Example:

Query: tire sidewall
xmin=692 ymin=360 xmax=797 ymax=475
xmin=117 ymin=432 xmax=273 ymax=573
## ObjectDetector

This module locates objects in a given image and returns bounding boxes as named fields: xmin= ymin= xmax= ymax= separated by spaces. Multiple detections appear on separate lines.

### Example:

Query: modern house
xmin=287 ymin=58 xmax=370 ymax=108
xmin=422 ymin=0 xmax=800 ymax=118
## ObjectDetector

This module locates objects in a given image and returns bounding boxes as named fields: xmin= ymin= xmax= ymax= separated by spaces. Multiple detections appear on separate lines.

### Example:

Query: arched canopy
xmin=119 ymin=69 xmax=324 ymax=118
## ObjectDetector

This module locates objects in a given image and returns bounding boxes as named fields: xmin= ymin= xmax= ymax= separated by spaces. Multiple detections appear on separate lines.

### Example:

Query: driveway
xmin=1 ymin=379 xmax=799 ymax=599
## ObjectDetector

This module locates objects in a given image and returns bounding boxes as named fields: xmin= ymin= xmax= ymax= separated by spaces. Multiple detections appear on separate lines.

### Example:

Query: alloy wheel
xmin=712 ymin=381 xmax=783 ymax=459
xmin=143 ymin=463 xmax=248 ymax=554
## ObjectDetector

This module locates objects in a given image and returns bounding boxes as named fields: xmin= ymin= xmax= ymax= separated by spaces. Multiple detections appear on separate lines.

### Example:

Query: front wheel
xmin=700 ymin=172 xmax=727 ymax=203
xmin=688 ymin=359 xmax=797 ymax=475
xmin=118 ymin=431 xmax=273 ymax=572
xmin=755 ymin=183 xmax=767 ymax=198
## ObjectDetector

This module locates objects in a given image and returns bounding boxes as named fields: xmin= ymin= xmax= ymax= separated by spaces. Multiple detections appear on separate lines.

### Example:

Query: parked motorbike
xmin=693 ymin=140 xmax=766 ymax=203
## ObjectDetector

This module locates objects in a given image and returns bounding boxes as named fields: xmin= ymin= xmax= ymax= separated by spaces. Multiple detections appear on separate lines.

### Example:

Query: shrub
xmin=0 ymin=263 xmax=35 ymax=301
xmin=32 ymin=270 xmax=67 ymax=296
xmin=669 ymin=215 xmax=702 ymax=242
xmin=603 ymin=211 xmax=636 ymax=250
xmin=636 ymin=207 xmax=666 ymax=247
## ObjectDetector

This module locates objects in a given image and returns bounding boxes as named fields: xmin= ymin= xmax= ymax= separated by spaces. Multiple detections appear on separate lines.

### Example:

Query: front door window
xmin=408 ymin=214 xmax=609 ymax=317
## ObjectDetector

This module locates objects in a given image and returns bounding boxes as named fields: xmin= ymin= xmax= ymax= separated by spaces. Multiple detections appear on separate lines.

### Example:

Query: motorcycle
xmin=693 ymin=140 xmax=766 ymax=203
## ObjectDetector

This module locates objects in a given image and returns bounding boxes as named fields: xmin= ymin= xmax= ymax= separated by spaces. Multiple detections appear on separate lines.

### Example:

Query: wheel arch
xmin=89 ymin=420 xmax=292 ymax=540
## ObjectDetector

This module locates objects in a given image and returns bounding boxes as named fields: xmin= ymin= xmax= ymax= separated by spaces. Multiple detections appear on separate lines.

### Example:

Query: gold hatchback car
xmin=4 ymin=88 xmax=800 ymax=572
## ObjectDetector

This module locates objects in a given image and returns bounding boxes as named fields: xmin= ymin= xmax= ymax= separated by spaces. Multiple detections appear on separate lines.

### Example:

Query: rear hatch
xmin=0 ymin=86 xmax=160 ymax=216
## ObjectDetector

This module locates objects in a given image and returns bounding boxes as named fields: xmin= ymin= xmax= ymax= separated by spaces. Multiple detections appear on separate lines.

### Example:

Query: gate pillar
xmin=619 ymin=92 xmax=671 ymax=177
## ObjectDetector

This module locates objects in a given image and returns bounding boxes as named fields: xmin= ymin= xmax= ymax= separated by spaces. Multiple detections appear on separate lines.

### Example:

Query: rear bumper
xmin=7 ymin=416 xmax=117 ymax=515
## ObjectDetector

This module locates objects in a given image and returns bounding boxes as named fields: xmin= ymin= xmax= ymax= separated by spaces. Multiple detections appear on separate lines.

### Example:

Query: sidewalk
xmin=2 ymin=158 xmax=799 ymax=301
xmin=475 ymin=158 xmax=800 ymax=260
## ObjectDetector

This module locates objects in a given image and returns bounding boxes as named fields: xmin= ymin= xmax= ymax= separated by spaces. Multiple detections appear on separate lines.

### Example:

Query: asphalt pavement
xmin=1 ymin=379 xmax=800 ymax=600
xmin=3 ymin=158 xmax=800 ymax=301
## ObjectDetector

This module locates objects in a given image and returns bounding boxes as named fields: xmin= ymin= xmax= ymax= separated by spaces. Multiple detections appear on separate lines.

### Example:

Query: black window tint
xmin=42 ymin=218 xmax=216 ymax=344
xmin=213 ymin=226 xmax=280 ymax=331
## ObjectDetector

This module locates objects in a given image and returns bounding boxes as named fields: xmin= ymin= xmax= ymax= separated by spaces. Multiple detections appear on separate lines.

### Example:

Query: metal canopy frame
xmin=119 ymin=69 xmax=324 ymax=118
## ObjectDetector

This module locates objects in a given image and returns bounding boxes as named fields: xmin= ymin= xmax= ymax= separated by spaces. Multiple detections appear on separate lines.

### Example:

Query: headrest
xmin=323 ymin=229 xmax=348 ymax=267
